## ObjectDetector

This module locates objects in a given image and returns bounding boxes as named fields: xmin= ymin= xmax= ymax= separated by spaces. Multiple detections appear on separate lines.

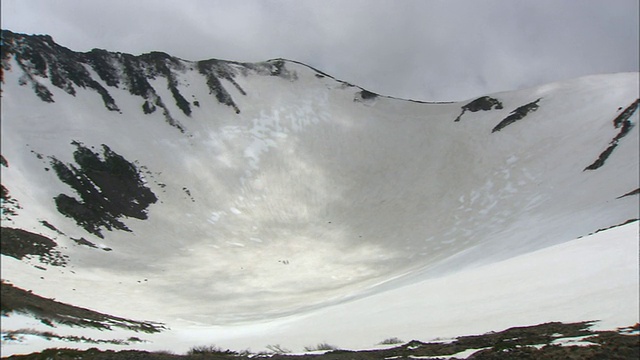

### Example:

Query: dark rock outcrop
xmin=50 ymin=142 xmax=157 ymax=238
xmin=455 ymin=96 xmax=503 ymax=122
xmin=585 ymin=99 xmax=638 ymax=170
xmin=492 ymin=98 xmax=541 ymax=132
xmin=1 ymin=30 xmax=300 ymax=132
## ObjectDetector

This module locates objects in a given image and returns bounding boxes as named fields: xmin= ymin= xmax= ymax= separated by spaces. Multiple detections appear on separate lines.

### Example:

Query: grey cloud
xmin=1 ymin=0 xmax=637 ymax=101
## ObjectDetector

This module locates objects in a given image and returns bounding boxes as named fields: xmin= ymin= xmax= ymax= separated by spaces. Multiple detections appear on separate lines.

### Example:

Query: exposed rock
xmin=617 ymin=188 xmax=640 ymax=199
xmin=584 ymin=99 xmax=638 ymax=170
xmin=0 ymin=30 xmax=302 ymax=132
xmin=1 ymin=177 xmax=21 ymax=222
xmin=50 ymin=142 xmax=157 ymax=238
xmin=455 ymin=96 xmax=503 ymax=122
xmin=360 ymin=89 xmax=378 ymax=100
xmin=492 ymin=98 xmax=541 ymax=132
xmin=0 ymin=227 xmax=68 ymax=266
xmin=1 ymin=281 xmax=166 ymax=333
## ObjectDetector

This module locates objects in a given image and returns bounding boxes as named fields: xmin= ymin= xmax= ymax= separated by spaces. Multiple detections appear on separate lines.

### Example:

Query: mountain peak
xmin=1 ymin=30 xmax=303 ymax=131
xmin=0 ymin=29 xmax=638 ymax=354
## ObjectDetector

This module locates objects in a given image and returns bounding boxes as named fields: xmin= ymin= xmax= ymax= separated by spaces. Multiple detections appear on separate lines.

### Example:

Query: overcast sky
xmin=2 ymin=0 xmax=638 ymax=101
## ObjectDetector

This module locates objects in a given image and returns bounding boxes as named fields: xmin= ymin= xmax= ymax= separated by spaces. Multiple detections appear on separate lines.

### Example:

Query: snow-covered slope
xmin=1 ymin=30 xmax=638 ymax=355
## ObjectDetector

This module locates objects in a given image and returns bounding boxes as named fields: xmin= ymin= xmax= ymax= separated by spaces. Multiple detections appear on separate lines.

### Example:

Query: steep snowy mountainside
xmin=1 ymin=30 xmax=638 ymax=327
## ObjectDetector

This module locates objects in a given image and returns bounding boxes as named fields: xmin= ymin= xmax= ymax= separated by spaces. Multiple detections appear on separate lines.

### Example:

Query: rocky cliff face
xmin=1 ymin=30 xmax=297 ymax=131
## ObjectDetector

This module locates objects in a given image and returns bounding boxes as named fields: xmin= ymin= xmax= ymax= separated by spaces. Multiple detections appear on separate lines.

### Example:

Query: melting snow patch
xmin=226 ymin=242 xmax=245 ymax=247
xmin=550 ymin=335 xmax=595 ymax=347
xmin=449 ymin=347 xmax=490 ymax=358
xmin=407 ymin=347 xmax=488 ymax=359
xmin=208 ymin=212 xmax=221 ymax=224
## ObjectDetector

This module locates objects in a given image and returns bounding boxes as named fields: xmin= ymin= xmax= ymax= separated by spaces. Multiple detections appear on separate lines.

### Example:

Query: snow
xmin=3 ymin=221 xmax=637 ymax=356
xmin=549 ymin=335 xmax=596 ymax=347
xmin=1 ymin=50 xmax=638 ymax=356
xmin=149 ymin=220 xmax=636 ymax=354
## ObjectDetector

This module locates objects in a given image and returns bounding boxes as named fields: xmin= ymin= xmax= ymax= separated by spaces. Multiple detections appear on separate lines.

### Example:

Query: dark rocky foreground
xmin=3 ymin=321 xmax=638 ymax=359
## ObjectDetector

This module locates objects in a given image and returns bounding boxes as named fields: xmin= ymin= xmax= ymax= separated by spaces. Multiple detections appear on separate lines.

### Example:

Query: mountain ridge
xmin=1 ymin=30 xmax=449 ymax=110
xmin=0 ymin=28 xmax=638 ymax=355
xmin=1 ymin=29 xmax=304 ymax=132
